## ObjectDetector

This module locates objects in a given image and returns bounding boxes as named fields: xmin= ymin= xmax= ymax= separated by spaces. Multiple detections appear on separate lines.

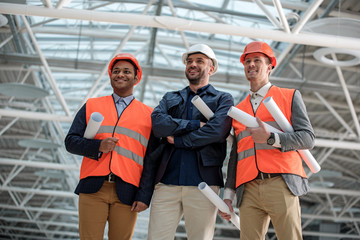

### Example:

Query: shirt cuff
xmin=187 ymin=120 xmax=200 ymax=131
xmin=273 ymin=133 xmax=281 ymax=148
xmin=223 ymin=188 xmax=235 ymax=201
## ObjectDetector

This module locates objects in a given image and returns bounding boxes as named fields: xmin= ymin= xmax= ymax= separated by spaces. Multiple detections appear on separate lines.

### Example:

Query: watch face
xmin=267 ymin=137 xmax=275 ymax=145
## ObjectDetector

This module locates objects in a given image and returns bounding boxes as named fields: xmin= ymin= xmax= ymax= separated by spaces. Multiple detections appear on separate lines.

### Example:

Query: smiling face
xmin=185 ymin=53 xmax=214 ymax=88
xmin=243 ymin=52 xmax=272 ymax=91
xmin=110 ymin=60 xmax=139 ymax=97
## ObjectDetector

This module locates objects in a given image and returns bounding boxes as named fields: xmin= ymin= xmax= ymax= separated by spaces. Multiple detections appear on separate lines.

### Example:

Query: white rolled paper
xmin=191 ymin=95 xmax=233 ymax=144
xmin=83 ymin=112 xmax=104 ymax=139
xmin=191 ymin=95 xmax=214 ymax=120
xmin=198 ymin=182 xmax=240 ymax=230
xmin=263 ymin=97 xmax=321 ymax=173
xmin=227 ymin=106 xmax=282 ymax=134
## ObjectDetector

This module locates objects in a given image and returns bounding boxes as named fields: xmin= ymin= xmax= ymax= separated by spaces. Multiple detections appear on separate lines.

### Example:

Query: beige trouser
xmin=147 ymin=183 xmax=219 ymax=240
xmin=239 ymin=176 xmax=302 ymax=240
xmin=78 ymin=181 xmax=137 ymax=240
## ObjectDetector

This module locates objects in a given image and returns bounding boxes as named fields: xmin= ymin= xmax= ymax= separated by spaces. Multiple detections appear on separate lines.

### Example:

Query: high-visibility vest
xmin=233 ymin=86 xmax=306 ymax=188
xmin=80 ymin=95 xmax=152 ymax=187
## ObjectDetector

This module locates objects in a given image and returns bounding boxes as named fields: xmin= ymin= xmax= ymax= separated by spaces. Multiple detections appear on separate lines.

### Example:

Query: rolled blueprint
xmin=198 ymin=182 xmax=240 ymax=230
xmin=191 ymin=95 xmax=233 ymax=144
xmin=263 ymin=97 xmax=321 ymax=173
xmin=227 ymin=106 xmax=282 ymax=134
xmin=191 ymin=95 xmax=214 ymax=120
xmin=83 ymin=112 xmax=104 ymax=139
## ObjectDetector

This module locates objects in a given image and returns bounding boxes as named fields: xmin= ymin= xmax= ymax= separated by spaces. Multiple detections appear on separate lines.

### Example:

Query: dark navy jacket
xmin=151 ymin=84 xmax=234 ymax=187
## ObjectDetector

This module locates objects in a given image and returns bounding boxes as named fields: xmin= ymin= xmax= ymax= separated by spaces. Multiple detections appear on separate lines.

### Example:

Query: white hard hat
xmin=182 ymin=44 xmax=218 ymax=74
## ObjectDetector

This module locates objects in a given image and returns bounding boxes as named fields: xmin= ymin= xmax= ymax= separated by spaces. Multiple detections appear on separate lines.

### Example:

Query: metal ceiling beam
xmin=272 ymin=0 xmax=290 ymax=33
xmin=1 ymin=3 xmax=360 ymax=50
xmin=2 ymin=54 xmax=360 ymax=96
xmin=314 ymin=92 xmax=356 ymax=136
xmin=0 ymin=158 xmax=78 ymax=170
xmin=0 ymin=108 xmax=73 ymax=122
xmin=21 ymin=15 xmax=71 ymax=117
xmin=82 ymin=0 xmax=155 ymax=106
xmin=292 ymin=0 xmax=323 ymax=34
xmin=0 ymin=186 xmax=75 ymax=198
xmin=139 ymin=0 xmax=163 ymax=102
xmin=253 ymin=0 xmax=282 ymax=29
xmin=332 ymin=53 xmax=360 ymax=139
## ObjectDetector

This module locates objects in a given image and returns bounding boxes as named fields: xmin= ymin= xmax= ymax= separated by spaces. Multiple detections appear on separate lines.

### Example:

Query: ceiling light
xmin=0 ymin=14 xmax=8 ymax=27
xmin=0 ymin=83 xmax=49 ymax=99
xmin=304 ymin=17 xmax=360 ymax=38
xmin=305 ymin=18 xmax=360 ymax=67
xmin=313 ymin=47 xmax=360 ymax=67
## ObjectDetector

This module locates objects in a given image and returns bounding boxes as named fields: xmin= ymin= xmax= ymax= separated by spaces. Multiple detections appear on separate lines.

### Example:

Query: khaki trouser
xmin=148 ymin=183 xmax=219 ymax=240
xmin=78 ymin=181 xmax=137 ymax=240
xmin=239 ymin=176 xmax=302 ymax=240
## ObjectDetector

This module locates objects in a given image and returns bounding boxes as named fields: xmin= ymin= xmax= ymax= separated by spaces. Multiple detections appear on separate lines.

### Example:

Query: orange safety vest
xmin=233 ymin=86 xmax=306 ymax=188
xmin=80 ymin=95 xmax=152 ymax=187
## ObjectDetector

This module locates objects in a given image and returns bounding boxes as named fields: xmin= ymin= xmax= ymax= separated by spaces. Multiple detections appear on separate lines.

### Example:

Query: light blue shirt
xmin=112 ymin=93 xmax=134 ymax=117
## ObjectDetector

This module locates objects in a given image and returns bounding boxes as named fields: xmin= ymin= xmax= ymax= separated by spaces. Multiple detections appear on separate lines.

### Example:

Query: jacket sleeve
xmin=64 ymin=104 xmax=102 ymax=160
xmin=151 ymin=92 xmax=198 ymax=138
xmin=279 ymin=90 xmax=315 ymax=152
xmin=134 ymin=132 xmax=161 ymax=205
xmin=224 ymin=133 xmax=238 ymax=191
xmin=175 ymin=92 xmax=234 ymax=149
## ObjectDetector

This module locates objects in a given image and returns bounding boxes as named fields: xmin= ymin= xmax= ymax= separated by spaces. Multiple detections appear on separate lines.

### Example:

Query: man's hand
xmin=245 ymin=117 xmax=270 ymax=143
xmin=167 ymin=136 xmax=174 ymax=144
xmin=99 ymin=137 xmax=119 ymax=153
xmin=218 ymin=199 xmax=233 ymax=221
xmin=200 ymin=121 xmax=206 ymax=128
xmin=131 ymin=201 xmax=148 ymax=212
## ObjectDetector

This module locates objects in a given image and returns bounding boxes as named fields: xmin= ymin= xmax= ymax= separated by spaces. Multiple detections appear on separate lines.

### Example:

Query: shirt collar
xmin=187 ymin=84 xmax=210 ymax=95
xmin=250 ymin=82 xmax=271 ymax=98
xmin=112 ymin=93 xmax=134 ymax=105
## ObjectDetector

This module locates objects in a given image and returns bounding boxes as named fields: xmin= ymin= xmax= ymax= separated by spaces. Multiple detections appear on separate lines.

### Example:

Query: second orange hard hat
xmin=240 ymin=41 xmax=277 ymax=69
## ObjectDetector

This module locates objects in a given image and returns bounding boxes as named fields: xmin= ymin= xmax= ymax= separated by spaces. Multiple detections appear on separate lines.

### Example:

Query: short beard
xmin=185 ymin=70 xmax=206 ymax=85
xmin=186 ymin=75 xmax=200 ymax=85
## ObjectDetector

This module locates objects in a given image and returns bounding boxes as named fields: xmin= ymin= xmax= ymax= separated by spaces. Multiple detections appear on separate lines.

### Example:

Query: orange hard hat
xmin=108 ymin=53 xmax=142 ymax=84
xmin=240 ymin=41 xmax=277 ymax=68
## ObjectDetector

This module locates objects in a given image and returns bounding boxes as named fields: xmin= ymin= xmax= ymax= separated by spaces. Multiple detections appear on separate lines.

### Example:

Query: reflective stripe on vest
xmin=233 ymin=86 xmax=306 ymax=188
xmin=98 ymin=125 xmax=149 ymax=148
xmin=80 ymin=95 xmax=152 ymax=187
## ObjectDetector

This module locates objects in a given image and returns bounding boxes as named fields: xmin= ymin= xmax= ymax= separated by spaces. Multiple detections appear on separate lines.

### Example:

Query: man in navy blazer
xmin=147 ymin=44 xmax=234 ymax=240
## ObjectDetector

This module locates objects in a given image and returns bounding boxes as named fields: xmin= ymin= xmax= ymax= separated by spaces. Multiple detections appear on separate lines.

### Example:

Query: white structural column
xmin=0 ymin=109 xmax=73 ymax=122
xmin=253 ymin=0 xmax=282 ymax=29
xmin=272 ymin=0 xmax=290 ymax=33
xmin=42 ymin=0 xmax=53 ymax=8
xmin=56 ymin=0 xmax=72 ymax=9
xmin=167 ymin=0 xmax=189 ymax=49
xmin=292 ymin=0 xmax=323 ymax=34
xmin=331 ymin=53 xmax=360 ymax=139
xmin=315 ymin=138 xmax=360 ymax=150
xmin=0 ymin=158 xmax=79 ymax=170
xmin=21 ymin=15 xmax=71 ymax=117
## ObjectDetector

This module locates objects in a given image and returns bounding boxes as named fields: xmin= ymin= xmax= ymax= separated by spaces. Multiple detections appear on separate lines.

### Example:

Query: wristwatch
xmin=267 ymin=132 xmax=275 ymax=145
